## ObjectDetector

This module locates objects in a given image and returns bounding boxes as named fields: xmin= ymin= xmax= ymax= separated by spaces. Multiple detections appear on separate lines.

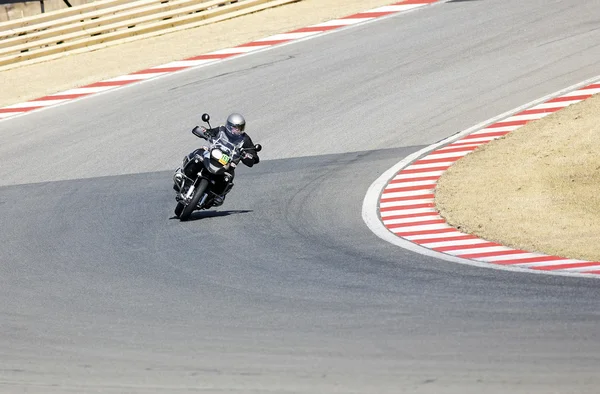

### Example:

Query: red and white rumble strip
xmin=0 ymin=0 xmax=439 ymax=121
xmin=378 ymin=81 xmax=600 ymax=277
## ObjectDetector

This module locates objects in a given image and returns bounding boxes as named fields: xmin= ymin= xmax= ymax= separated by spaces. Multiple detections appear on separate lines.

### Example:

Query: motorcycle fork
xmin=185 ymin=184 xmax=195 ymax=200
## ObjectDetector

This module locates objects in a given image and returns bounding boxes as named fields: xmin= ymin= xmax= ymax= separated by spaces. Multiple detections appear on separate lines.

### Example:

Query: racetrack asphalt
xmin=1 ymin=0 xmax=600 ymax=392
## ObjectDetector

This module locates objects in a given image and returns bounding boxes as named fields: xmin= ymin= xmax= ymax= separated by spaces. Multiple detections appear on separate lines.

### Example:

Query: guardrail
xmin=0 ymin=0 xmax=300 ymax=71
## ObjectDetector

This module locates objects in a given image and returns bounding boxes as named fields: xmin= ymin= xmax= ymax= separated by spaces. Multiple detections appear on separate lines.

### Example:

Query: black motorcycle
xmin=172 ymin=113 xmax=261 ymax=221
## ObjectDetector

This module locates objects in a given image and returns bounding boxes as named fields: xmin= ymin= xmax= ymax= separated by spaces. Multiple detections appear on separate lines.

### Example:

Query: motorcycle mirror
xmin=201 ymin=113 xmax=210 ymax=123
xmin=254 ymin=144 xmax=262 ymax=152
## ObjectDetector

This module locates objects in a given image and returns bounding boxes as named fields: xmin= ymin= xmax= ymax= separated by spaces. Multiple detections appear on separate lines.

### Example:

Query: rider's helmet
xmin=225 ymin=113 xmax=246 ymax=137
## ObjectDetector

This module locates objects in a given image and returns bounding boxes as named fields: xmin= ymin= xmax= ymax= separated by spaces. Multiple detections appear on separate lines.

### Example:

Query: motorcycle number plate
xmin=218 ymin=154 xmax=230 ymax=165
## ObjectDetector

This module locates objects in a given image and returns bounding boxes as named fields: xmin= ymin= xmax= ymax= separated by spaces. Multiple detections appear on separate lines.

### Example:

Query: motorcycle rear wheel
xmin=179 ymin=179 xmax=209 ymax=221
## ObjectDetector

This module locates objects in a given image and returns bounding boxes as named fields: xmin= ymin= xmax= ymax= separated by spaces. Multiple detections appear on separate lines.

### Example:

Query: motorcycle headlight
xmin=211 ymin=149 xmax=223 ymax=160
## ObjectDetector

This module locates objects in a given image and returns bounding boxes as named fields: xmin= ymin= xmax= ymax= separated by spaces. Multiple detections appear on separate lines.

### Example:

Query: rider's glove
xmin=242 ymin=152 xmax=254 ymax=161
xmin=193 ymin=126 xmax=209 ymax=139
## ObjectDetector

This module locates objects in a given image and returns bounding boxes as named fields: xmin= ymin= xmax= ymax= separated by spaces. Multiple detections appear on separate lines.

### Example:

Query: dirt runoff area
xmin=436 ymin=93 xmax=600 ymax=262
xmin=0 ymin=0 xmax=395 ymax=108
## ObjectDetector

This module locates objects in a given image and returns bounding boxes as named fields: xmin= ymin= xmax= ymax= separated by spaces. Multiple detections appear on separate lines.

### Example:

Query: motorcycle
xmin=172 ymin=113 xmax=262 ymax=221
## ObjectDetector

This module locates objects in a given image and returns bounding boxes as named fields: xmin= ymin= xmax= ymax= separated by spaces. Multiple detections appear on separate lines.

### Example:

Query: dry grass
xmin=435 ymin=94 xmax=600 ymax=261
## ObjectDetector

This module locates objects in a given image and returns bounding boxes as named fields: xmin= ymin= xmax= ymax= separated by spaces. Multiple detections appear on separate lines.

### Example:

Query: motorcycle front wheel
xmin=179 ymin=178 xmax=209 ymax=221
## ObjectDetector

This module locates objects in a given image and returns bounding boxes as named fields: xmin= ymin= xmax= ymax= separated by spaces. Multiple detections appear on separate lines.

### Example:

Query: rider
xmin=191 ymin=113 xmax=260 ymax=206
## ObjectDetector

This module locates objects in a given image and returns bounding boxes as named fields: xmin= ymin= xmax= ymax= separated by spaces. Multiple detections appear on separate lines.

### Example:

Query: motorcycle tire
xmin=179 ymin=179 xmax=209 ymax=221
xmin=174 ymin=202 xmax=184 ymax=217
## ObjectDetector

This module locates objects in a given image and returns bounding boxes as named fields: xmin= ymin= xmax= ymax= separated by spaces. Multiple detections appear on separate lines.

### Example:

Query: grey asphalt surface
xmin=1 ymin=0 xmax=600 ymax=392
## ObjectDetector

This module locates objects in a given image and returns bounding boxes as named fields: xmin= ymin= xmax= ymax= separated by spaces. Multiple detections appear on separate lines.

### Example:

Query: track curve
xmin=2 ymin=1 xmax=600 ymax=392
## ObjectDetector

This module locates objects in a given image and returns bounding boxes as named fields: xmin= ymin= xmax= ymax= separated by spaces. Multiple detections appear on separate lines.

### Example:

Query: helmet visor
xmin=226 ymin=123 xmax=243 ymax=135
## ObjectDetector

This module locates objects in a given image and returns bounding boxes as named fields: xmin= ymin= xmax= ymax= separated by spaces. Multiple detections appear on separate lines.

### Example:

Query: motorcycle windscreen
xmin=213 ymin=129 xmax=245 ymax=159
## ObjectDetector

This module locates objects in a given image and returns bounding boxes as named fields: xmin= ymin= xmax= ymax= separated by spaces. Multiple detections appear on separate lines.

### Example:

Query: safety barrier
xmin=0 ymin=0 xmax=300 ymax=71
xmin=0 ymin=0 xmax=78 ymax=20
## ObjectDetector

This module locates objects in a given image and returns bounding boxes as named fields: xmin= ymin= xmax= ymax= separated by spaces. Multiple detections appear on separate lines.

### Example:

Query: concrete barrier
xmin=0 ymin=0 xmax=300 ymax=70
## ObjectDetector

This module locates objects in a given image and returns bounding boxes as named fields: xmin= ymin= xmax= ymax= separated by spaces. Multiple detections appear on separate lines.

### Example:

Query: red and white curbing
xmin=377 ymin=80 xmax=600 ymax=277
xmin=0 ymin=0 xmax=439 ymax=121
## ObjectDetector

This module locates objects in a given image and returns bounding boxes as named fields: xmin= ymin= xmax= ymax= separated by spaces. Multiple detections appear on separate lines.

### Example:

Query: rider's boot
xmin=212 ymin=182 xmax=234 ymax=207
